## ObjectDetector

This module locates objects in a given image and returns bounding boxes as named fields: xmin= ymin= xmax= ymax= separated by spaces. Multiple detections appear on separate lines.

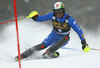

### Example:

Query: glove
xmin=81 ymin=39 xmax=90 ymax=53
xmin=26 ymin=11 xmax=39 ymax=20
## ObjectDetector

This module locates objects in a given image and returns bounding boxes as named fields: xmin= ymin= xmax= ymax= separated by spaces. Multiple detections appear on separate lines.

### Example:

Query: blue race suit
xmin=34 ymin=13 xmax=85 ymax=47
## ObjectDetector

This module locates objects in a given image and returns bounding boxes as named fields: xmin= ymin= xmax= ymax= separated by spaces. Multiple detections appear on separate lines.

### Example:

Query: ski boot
xmin=15 ymin=55 xmax=24 ymax=62
xmin=42 ymin=50 xmax=60 ymax=58
xmin=15 ymin=43 xmax=46 ymax=61
xmin=15 ymin=47 xmax=35 ymax=61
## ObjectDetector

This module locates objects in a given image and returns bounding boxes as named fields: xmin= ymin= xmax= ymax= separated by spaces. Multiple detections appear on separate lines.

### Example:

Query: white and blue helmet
xmin=53 ymin=2 xmax=65 ymax=10
xmin=53 ymin=2 xmax=65 ymax=14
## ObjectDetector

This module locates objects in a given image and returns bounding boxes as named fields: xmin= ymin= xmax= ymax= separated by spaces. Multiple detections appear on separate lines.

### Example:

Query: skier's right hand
xmin=26 ymin=11 xmax=39 ymax=20
xmin=81 ymin=39 xmax=90 ymax=53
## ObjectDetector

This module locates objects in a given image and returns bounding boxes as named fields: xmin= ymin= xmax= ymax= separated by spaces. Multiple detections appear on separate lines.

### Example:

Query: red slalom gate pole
xmin=13 ymin=0 xmax=21 ymax=68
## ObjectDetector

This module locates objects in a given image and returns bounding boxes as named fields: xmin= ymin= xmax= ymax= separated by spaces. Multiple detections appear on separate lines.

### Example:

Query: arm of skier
xmin=26 ymin=11 xmax=53 ymax=22
xmin=69 ymin=17 xmax=90 ymax=52
xmin=34 ymin=13 xmax=53 ymax=22
xmin=69 ymin=17 xmax=85 ymax=41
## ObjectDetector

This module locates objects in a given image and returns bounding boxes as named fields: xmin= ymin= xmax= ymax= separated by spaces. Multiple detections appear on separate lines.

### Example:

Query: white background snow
xmin=0 ymin=19 xmax=100 ymax=68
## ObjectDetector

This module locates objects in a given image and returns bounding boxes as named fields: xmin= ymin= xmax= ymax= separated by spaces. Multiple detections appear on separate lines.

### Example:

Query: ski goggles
xmin=54 ymin=9 xmax=64 ymax=15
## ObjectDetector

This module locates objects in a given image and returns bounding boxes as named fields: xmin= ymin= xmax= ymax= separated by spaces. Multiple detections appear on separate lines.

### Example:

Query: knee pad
xmin=34 ymin=43 xmax=46 ymax=51
xmin=47 ymin=34 xmax=70 ymax=53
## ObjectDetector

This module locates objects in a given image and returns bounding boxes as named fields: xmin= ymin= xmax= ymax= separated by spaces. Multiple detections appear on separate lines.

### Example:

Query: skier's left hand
xmin=81 ymin=40 xmax=90 ymax=53
xmin=26 ymin=11 xmax=39 ymax=18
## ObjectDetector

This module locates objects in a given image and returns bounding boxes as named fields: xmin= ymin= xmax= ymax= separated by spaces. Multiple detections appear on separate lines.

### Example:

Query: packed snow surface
xmin=0 ymin=19 xmax=100 ymax=68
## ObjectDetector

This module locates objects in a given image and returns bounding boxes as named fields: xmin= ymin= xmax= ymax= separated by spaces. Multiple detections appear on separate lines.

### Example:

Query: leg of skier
xmin=15 ymin=43 xmax=46 ymax=61
xmin=15 ymin=30 xmax=59 ymax=61
xmin=42 ymin=34 xmax=70 ymax=58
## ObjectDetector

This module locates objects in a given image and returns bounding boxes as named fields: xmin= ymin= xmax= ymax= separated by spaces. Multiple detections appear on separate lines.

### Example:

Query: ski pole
xmin=0 ymin=11 xmax=37 ymax=24
xmin=0 ymin=16 xmax=27 ymax=24
xmin=90 ymin=48 xmax=100 ymax=51
xmin=61 ymin=47 xmax=100 ymax=51
xmin=61 ymin=47 xmax=81 ymax=51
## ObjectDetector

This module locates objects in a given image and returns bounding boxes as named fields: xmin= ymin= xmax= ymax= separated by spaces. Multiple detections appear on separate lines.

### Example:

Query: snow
xmin=24 ymin=0 xmax=30 ymax=3
xmin=0 ymin=19 xmax=100 ymax=68
xmin=8 ymin=5 xmax=12 ymax=11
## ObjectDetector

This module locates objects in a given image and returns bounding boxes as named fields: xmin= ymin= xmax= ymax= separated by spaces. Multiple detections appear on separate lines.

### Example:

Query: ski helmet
xmin=53 ymin=2 xmax=65 ymax=15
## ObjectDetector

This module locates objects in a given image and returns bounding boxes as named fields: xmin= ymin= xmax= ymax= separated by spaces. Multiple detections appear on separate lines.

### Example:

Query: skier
xmin=15 ymin=2 xmax=90 ymax=61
